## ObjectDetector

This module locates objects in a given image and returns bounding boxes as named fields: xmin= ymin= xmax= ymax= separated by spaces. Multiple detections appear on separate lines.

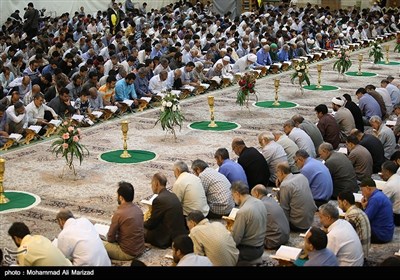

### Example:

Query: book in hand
xmin=8 ymin=133 xmax=23 ymax=141
xmin=270 ymin=245 xmax=302 ymax=262
xmin=140 ymin=194 xmax=158 ymax=206
xmin=337 ymin=147 xmax=348 ymax=154
xmin=49 ymin=119 xmax=62 ymax=127
xmin=222 ymin=208 xmax=239 ymax=221
xmin=94 ymin=223 xmax=110 ymax=241
xmin=353 ymin=193 xmax=363 ymax=203
xmin=27 ymin=125 xmax=42 ymax=134
xmin=91 ymin=111 xmax=103 ymax=118
xmin=374 ymin=180 xmax=386 ymax=190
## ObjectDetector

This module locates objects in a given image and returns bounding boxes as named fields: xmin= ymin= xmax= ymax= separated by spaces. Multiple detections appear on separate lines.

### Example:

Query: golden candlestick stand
xmin=357 ymin=54 xmax=363 ymax=75
xmin=120 ymin=120 xmax=131 ymax=158
xmin=207 ymin=96 xmax=218 ymax=128
xmin=0 ymin=158 xmax=10 ymax=204
xmin=316 ymin=64 xmax=323 ymax=88
xmin=385 ymin=45 xmax=390 ymax=64
xmin=273 ymin=79 xmax=280 ymax=106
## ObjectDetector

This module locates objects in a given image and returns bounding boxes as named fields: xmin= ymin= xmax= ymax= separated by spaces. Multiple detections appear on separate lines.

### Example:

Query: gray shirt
xmin=260 ymin=196 xmax=290 ymax=249
xmin=278 ymin=173 xmax=316 ymax=230
xmin=334 ymin=107 xmax=356 ymax=140
xmin=288 ymin=127 xmax=316 ymax=158
xmin=298 ymin=119 xmax=324 ymax=153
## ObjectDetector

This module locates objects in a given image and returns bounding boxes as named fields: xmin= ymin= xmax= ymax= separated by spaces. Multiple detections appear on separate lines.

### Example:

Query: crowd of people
xmin=1 ymin=0 xmax=400 ymax=267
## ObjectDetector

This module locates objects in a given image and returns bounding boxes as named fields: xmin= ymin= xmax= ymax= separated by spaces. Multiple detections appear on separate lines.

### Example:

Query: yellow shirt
xmin=18 ymin=235 xmax=72 ymax=266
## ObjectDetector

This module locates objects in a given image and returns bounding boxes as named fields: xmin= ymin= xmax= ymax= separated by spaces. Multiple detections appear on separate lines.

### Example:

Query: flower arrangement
xmin=394 ymin=34 xmax=400 ymax=53
xmin=51 ymin=119 xmax=89 ymax=171
xmin=333 ymin=48 xmax=352 ymax=74
xmin=369 ymin=42 xmax=384 ymax=64
xmin=155 ymin=91 xmax=185 ymax=139
xmin=290 ymin=60 xmax=310 ymax=87
xmin=236 ymin=73 xmax=257 ymax=108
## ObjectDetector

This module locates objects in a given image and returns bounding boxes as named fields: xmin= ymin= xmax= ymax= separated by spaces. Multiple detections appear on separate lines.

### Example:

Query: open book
xmin=374 ymin=180 xmax=386 ymax=190
xmin=353 ymin=193 xmax=363 ymax=203
xmin=270 ymin=245 xmax=302 ymax=262
xmin=71 ymin=114 xmax=84 ymax=122
xmin=8 ymin=133 xmax=23 ymax=141
xmin=91 ymin=111 xmax=103 ymax=118
xmin=337 ymin=147 xmax=348 ymax=154
xmin=103 ymin=106 xmax=118 ymax=113
xmin=27 ymin=125 xmax=42 ymax=134
xmin=386 ymin=120 xmax=396 ymax=127
xmin=140 ymin=194 xmax=158 ymax=206
xmin=222 ymin=208 xmax=239 ymax=221
xmin=94 ymin=223 xmax=110 ymax=240
xmin=122 ymin=99 xmax=134 ymax=106
xmin=140 ymin=97 xmax=152 ymax=103
xmin=210 ymin=76 xmax=222 ymax=84
xmin=49 ymin=119 xmax=62 ymax=127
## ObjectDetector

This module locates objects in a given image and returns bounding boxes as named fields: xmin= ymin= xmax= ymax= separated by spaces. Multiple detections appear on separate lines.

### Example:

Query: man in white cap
xmin=332 ymin=97 xmax=356 ymax=142
xmin=232 ymin=53 xmax=258 ymax=74
xmin=214 ymin=56 xmax=233 ymax=80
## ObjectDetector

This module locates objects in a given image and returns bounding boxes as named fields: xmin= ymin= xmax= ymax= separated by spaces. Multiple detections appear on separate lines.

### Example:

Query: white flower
xmin=298 ymin=73 xmax=303 ymax=77
xmin=296 ymin=66 xmax=300 ymax=71
xmin=166 ymin=101 xmax=173 ymax=107
xmin=162 ymin=101 xmax=167 ymax=107
xmin=301 ymin=66 xmax=305 ymax=69
xmin=172 ymin=105 xmax=177 ymax=111
xmin=160 ymin=107 xmax=165 ymax=112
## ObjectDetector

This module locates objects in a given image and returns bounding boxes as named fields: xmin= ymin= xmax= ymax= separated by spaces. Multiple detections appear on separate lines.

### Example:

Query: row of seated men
xmin=5 ymin=128 xmax=400 ymax=266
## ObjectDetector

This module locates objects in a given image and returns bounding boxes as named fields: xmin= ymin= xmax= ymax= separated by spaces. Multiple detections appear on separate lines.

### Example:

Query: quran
xmin=222 ymin=208 xmax=239 ymax=221
xmin=49 ymin=119 xmax=62 ymax=127
xmin=8 ymin=133 xmax=23 ymax=141
xmin=140 ymin=194 xmax=158 ymax=206
xmin=94 ymin=223 xmax=110 ymax=240
xmin=270 ymin=245 xmax=302 ymax=262
xmin=27 ymin=125 xmax=42 ymax=134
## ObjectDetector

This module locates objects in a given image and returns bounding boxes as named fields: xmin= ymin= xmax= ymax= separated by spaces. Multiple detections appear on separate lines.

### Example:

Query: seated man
xmin=25 ymin=92 xmax=58 ymax=135
xmin=5 ymin=101 xmax=27 ymax=134
xmin=144 ymin=173 xmax=188 ymax=249
xmin=47 ymin=87 xmax=76 ymax=119
xmin=103 ymin=181 xmax=146 ymax=261
xmin=214 ymin=147 xmax=248 ymax=186
xmin=303 ymin=226 xmax=338 ymax=266
xmin=251 ymin=184 xmax=290 ymax=250
xmin=172 ymin=234 xmax=212 ymax=266
xmin=379 ymin=161 xmax=400 ymax=226
xmin=191 ymin=159 xmax=234 ymax=219
xmin=230 ymin=181 xmax=267 ymax=266
xmin=114 ymin=73 xmax=139 ymax=109
xmin=187 ymin=210 xmax=239 ymax=266
xmin=360 ymin=178 xmax=394 ymax=244
xmin=55 ymin=209 xmax=111 ymax=266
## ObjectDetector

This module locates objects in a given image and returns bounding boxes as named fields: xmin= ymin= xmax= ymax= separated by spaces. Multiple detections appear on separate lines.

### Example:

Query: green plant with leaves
xmin=155 ymin=91 xmax=185 ymax=139
xmin=290 ymin=60 xmax=310 ymax=87
xmin=51 ymin=119 xmax=89 ymax=171
xmin=394 ymin=36 xmax=400 ymax=53
xmin=369 ymin=42 xmax=384 ymax=64
xmin=333 ymin=48 xmax=352 ymax=74
xmin=236 ymin=72 xmax=257 ymax=108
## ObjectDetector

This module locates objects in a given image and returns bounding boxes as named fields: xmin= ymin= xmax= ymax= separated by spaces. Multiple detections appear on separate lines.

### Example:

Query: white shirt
xmin=383 ymin=174 xmax=400 ymax=214
xmin=327 ymin=219 xmax=364 ymax=266
xmin=25 ymin=101 xmax=57 ymax=125
xmin=57 ymin=217 xmax=111 ymax=266
xmin=149 ymin=75 xmax=168 ymax=93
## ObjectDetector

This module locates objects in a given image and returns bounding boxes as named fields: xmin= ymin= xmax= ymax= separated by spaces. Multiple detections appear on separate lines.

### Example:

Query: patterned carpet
xmin=1 ymin=42 xmax=400 ymax=266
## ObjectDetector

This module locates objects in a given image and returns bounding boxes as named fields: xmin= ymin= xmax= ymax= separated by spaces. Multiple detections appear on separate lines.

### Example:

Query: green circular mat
xmin=377 ymin=61 xmax=400 ymax=65
xmin=303 ymin=85 xmax=340 ymax=91
xmin=100 ymin=150 xmax=156 ymax=164
xmin=254 ymin=101 xmax=298 ymax=109
xmin=0 ymin=191 xmax=41 ymax=213
xmin=189 ymin=121 xmax=240 ymax=131
xmin=345 ymin=71 xmax=378 ymax=77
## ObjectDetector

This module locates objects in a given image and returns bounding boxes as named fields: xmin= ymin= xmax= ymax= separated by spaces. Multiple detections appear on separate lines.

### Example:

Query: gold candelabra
xmin=273 ymin=79 xmax=280 ymax=106
xmin=0 ymin=158 xmax=9 ymax=204
xmin=316 ymin=64 xmax=322 ymax=88
xmin=120 ymin=120 xmax=131 ymax=158
xmin=385 ymin=45 xmax=390 ymax=64
xmin=357 ymin=54 xmax=363 ymax=75
xmin=207 ymin=96 xmax=218 ymax=127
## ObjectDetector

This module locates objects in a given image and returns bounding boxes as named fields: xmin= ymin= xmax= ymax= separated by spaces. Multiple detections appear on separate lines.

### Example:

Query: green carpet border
xmin=253 ymin=100 xmax=299 ymax=109
xmin=187 ymin=121 xmax=241 ymax=131
xmin=345 ymin=71 xmax=378 ymax=77
xmin=303 ymin=85 xmax=340 ymax=91
xmin=0 ymin=191 xmax=41 ymax=214
xmin=98 ymin=150 xmax=158 ymax=164
xmin=376 ymin=61 xmax=400 ymax=65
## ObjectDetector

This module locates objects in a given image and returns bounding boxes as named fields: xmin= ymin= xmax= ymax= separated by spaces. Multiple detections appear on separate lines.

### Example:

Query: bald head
xmin=251 ymin=184 xmax=268 ymax=198
xmin=31 ymin=84 xmax=41 ymax=94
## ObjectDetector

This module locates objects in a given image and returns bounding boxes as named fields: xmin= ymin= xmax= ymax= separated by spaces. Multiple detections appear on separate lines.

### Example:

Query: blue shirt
xmin=304 ymin=248 xmax=338 ymax=266
xmin=364 ymin=189 xmax=394 ymax=243
xmin=115 ymin=79 xmax=137 ymax=101
xmin=134 ymin=76 xmax=150 ymax=98
xmin=300 ymin=157 xmax=333 ymax=201
xmin=358 ymin=93 xmax=382 ymax=119
xmin=256 ymin=49 xmax=272 ymax=66
xmin=277 ymin=49 xmax=289 ymax=62
xmin=218 ymin=159 xmax=248 ymax=187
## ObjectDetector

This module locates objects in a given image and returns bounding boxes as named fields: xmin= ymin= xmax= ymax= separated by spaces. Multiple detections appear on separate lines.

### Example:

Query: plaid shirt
xmin=345 ymin=205 xmax=371 ymax=258
xmin=199 ymin=168 xmax=235 ymax=215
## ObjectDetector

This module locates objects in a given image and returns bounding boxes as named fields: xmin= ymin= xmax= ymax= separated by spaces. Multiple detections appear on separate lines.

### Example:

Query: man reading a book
xmin=25 ymin=93 xmax=58 ymax=135
xmin=303 ymin=227 xmax=338 ymax=266
xmin=144 ymin=173 xmax=188 ymax=249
